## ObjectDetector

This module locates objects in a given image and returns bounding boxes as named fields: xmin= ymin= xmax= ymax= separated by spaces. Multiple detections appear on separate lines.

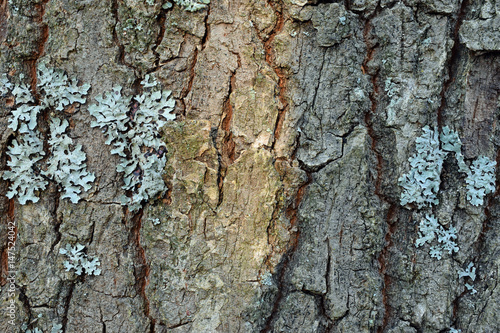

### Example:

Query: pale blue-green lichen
xmin=415 ymin=214 xmax=458 ymax=260
xmin=44 ymin=118 xmax=95 ymax=203
xmin=465 ymin=156 xmax=496 ymax=206
xmin=88 ymin=74 xmax=175 ymax=212
xmin=36 ymin=63 xmax=90 ymax=111
xmin=400 ymin=126 xmax=496 ymax=208
xmin=171 ymin=0 xmax=210 ymax=12
xmin=3 ymin=130 xmax=47 ymax=204
xmin=59 ymin=243 xmax=101 ymax=276
xmin=399 ymin=126 xmax=446 ymax=208
xmin=2 ymin=64 xmax=94 ymax=204
xmin=22 ymin=317 xmax=62 ymax=333
xmin=458 ymin=262 xmax=477 ymax=294
xmin=0 ymin=73 xmax=13 ymax=95
xmin=400 ymin=126 xmax=496 ymax=260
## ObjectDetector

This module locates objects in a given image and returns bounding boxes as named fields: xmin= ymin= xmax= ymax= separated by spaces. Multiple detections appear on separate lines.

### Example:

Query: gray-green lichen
xmin=3 ymin=130 xmax=47 ymax=204
xmin=88 ymin=74 xmax=175 ymax=211
xmin=2 ymin=64 xmax=94 ymax=204
xmin=399 ymin=126 xmax=496 ymax=209
xmin=171 ymin=0 xmax=210 ymax=12
xmin=59 ymin=243 xmax=101 ymax=276
xmin=400 ymin=126 xmax=496 ymax=260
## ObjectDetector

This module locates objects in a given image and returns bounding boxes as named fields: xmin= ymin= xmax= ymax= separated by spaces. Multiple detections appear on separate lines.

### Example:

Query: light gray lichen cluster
xmin=0 ymin=73 xmax=12 ymax=95
xmin=88 ymin=74 xmax=175 ymax=212
xmin=400 ymin=126 xmax=496 ymax=260
xmin=399 ymin=126 xmax=446 ymax=208
xmin=2 ymin=64 xmax=94 ymax=204
xmin=45 ymin=118 xmax=95 ymax=203
xmin=171 ymin=0 xmax=210 ymax=12
xmin=415 ymin=214 xmax=458 ymax=260
xmin=466 ymin=156 xmax=496 ymax=206
xmin=2 ymin=65 xmax=175 ymax=212
xmin=400 ymin=126 xmax=496 ymax=208
xmin=3 ymin=130 xmax=47 ymax=204
xmin=458 ymin=262 xmax=477 ymax=294
xmin=59 ymin=243 xmax=101 ymax=276
xmin=22 ymin=315 xmax=62 ymax=333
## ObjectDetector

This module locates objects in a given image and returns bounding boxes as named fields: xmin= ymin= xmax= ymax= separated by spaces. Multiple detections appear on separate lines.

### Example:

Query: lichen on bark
xmin=1 ymin=0 xmax=500 ymax=332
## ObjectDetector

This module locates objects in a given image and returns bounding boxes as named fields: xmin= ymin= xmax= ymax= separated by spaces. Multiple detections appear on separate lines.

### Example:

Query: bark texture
xmin=1 ymin=0 xmax=500 ymax=332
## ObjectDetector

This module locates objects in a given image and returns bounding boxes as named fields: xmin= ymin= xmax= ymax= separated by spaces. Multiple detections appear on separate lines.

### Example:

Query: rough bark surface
xmin=0 ymin=0 xmax=499 ymax=332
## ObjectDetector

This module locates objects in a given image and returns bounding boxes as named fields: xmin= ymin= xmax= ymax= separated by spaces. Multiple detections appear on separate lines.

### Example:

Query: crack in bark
xmin=128 ymin=208 xmax=156 ymax=331
xmin=26 ymin=0 xmax=49 ymax=95
xmin=48 ymin=191 xmax=61 ymax=255
xmin=17 ymin=285 xmax=34 ymax=326
xmin=260 ymin=172 xmax=312 ymax=333
xmin=246 ymin=7 xmax=309 ymax=305
xmin=179 ymin=7 xmax=210 ymax=116
xmin=477 ymin=148 xmax=500 ymax=250
xmin=201 ymin=5 xmax=210 ymax=51
xmin=149 ymin=7 xmax=167 ymax=73
xmin=254 ymin=3 xmax=326 ymax=330
xmin=180 ymin=45 xmax=198 ymax=116
xmin=166 ymin=320 xmax=193 ymax=329
xmin=110 ymin=0 xmax=139 ymax=75
xmin=376 ymin=205 xmax=397 ymax=333
xmin=252 ymin=1 xmax=289 ymax=151
xmin=437 ymin=2 xmax=474 ymax=328
xmin=262 ymin=176 xmax=286 ymax=270
xmin=61 ymin=281 xmax=75 ymax=332
xmin=215 ymin=53 xmax=240 ymax=208
xmin=24 ymin=0 xmax=51 ymax=164
xmin=319 ymin=237 xmax=334 ymax=331
xmin=361 ymin=4 xmax=398 ymax=332
xmin=262 ymin=1 xmax=289 ymax=150
xmin=99 ymin=306 xmax=106 ymax=333
xmin=436 ymin=0 xmax=469 ymax=128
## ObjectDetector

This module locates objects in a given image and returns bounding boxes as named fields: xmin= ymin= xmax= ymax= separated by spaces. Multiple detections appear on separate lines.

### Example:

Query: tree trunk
xmin=1 ymin=0 xmax=499 ymax=332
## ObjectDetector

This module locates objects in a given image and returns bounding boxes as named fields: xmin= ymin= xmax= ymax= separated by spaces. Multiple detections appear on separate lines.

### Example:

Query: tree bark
xmin=1 ymin=0 xmax=499 ymax=332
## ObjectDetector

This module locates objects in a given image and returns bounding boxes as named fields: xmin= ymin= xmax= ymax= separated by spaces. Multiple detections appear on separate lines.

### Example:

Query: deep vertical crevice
xmin=436 ymin=3 xmax=474 ymax=328
xmin=110 ymin=0 xmax=126 ymax=67
xmin=255 ymin=2 xmax=319 ymax=330
xmin=260 ymin=172 xmax=312 ymax=333
xmin=110 ymin=0 xmax=140 ymax=75
xmin=262 ymin=0 xmax=289 ymax=149
xmin=179 ymin=7 xmax=210 ymax=116
xmin=215 ymin=54 xmax=239 ymax=208
xmin=61 ymin=282 xmax=75 ymax=332
xmin=150 ymin=7 xmax=167 ymax=73
xmin=48 ymin=191 xmax=61 ymax=255
xmin=362 ymin=4 xmax=397 ymax=332
xmin=18 ymin=286 xmax=33 ymax=327
xmin=376 ymin=205 xmax=397 ymax=333
xmin=128 ymin=208 xmax=156 ymax=331
xmin=451 ymin=149 xmax=500 ymax=327
xmin=319 ymin=238 xmax=334 ymax=331
xmin=24 ymin=0 xmax=49 ymax=150
xmin=474 ymin=148 xmax=500 ymax=256
xmin=436 ymin=0 xmax=469 ymax=128
xmin=26 ymin=0 xmax=49 ymax=95
xmin=180 ymin=46 xmax=198 ymax=117
xmin=201 ymin=4 xmax=210 ymax=50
